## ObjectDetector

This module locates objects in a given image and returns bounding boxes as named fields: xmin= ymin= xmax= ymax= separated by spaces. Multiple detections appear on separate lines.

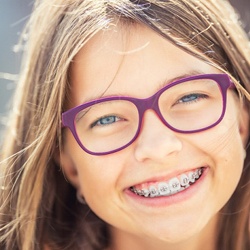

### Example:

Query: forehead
xmin=69 ymin=23 xmax=219 ymax=107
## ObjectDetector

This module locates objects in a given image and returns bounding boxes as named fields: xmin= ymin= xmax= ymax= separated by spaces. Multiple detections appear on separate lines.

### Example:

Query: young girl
xmin=0 ymin=1 xmax=250 ymax=249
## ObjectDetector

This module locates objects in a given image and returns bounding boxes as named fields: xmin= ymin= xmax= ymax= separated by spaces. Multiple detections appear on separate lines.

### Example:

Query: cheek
xmin=194 ymin=110 xmax=245 ymax=200
xmin=62 ymin=129 xmax=128 ymax=216
xmin=75 ymin=154 xmax=128 ymax=222
xmin=200 ymin=94 xmax=246 ymax=161
xmin=205 ymin=124 xmax=243 ymax=160
xmin=72 ymin=150 xmax=124 ymax=202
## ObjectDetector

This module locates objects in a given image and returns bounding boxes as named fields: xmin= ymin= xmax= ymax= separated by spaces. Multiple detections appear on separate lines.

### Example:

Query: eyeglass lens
xmin=74 ymin=78 xmax=223 ymax=153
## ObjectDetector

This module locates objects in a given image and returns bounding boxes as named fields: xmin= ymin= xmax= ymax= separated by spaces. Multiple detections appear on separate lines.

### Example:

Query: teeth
xmin=180 ymin=174 xmax=189 ymax=187
xmin=141 ymin=189 xmax=150 ymax=197
xmin=131 ymin=168 xmax=203 ymax=198
xmin=158 ymin=182 xmax=170 ymax=195
xmin=188 ymin=172 xmax=196 ymax=183
xmin=149 ymin=186 xmax=159 ymax=197
xmin=169 ymin=177 xmax=181 ymax=192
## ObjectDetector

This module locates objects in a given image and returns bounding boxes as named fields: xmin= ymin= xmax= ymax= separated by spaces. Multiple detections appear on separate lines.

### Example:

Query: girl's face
xmin=61 ymin=25 xmax=248 ymax=249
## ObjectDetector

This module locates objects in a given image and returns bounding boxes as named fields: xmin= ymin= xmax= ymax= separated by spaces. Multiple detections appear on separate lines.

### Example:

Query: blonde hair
xmin=0 ymin=0 xmax=250 ymax=249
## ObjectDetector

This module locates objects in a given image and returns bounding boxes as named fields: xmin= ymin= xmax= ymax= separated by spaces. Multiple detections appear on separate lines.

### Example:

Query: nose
xmin=134 ymin=110 xmax=183 ymax=163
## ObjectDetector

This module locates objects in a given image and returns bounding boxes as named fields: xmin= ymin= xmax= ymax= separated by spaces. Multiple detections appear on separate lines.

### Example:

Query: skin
xmin=61 ymin=24 xmax=249 ymax=250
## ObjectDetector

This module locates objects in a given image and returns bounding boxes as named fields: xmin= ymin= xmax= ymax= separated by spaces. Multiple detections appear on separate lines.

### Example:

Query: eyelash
xmin=90 ymin=115 xmax=122 ymax=128
xmin=89 ymin=93 xmax=209 ymax=128
xmin=175 ymin=93 xmax=208 ymax=105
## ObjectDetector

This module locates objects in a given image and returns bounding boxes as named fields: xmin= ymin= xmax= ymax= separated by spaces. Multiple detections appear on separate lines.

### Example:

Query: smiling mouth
xmin=130 ymin=167 xmax=204 ymax=198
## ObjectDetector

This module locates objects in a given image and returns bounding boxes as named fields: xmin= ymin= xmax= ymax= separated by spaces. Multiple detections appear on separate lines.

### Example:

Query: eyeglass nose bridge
xmin=132 ymin=90 xmax=174 ymax=137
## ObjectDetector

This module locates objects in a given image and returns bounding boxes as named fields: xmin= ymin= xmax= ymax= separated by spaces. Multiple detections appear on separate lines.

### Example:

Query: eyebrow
xmin=80 ymin=69 xmax=207 ymax=104
xmin=158 ymin=70 xmax=206 ymax=90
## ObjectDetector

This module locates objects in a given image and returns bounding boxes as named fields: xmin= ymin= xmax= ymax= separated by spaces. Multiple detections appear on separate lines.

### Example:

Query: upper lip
xmin=127 ymin=166 xmax=206 ymax=188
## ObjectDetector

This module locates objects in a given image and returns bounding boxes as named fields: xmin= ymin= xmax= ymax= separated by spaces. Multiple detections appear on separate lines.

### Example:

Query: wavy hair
xmin=0 ymin=0 xmax=250 ymax=249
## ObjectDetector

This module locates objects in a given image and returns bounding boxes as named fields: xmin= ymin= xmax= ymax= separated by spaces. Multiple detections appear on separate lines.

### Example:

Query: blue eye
xmin=178 ymin=93 xmax=208 ymax=104
xmin=91 ymin=115 xmax=121 ymax=128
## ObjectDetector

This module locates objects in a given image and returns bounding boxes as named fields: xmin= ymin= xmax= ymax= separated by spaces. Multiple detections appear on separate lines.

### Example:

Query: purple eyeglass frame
xmin=62 ymin=74 xmax=234 ymax=155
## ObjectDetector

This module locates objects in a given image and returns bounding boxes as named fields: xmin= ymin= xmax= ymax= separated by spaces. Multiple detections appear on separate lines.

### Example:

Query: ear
xmin=54 ymin=148 xmax=81 ymax=189
xmin=238 ymin=102 xmax=250 ymax=147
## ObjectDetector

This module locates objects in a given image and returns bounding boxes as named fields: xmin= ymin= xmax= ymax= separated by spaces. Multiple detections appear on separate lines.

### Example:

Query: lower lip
xmin=124 ymin=167 xmax=209 ymax=208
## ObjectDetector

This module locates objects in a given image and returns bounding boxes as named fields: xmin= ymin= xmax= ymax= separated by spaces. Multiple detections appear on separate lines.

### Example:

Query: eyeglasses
xmin=62 ymin=74 xmax=234 ymax=155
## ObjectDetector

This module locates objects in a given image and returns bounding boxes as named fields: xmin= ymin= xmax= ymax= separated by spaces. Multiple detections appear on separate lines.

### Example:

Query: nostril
xmin=134 ymin=141 xmax=182 ymax=162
